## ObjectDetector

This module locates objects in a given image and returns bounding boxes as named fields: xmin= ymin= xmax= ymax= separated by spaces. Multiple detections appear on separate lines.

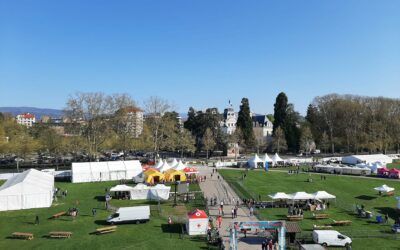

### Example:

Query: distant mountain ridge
xmin=0 ymin=107 xmax=64 ymax=119
xmin=0 ymin=107 xmax=187 ymax=120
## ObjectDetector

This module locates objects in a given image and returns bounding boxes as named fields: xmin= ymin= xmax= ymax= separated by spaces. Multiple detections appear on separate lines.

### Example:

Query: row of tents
xmin=314 ymin=164 xmax=372 ymax=175
xmin=144 ymin=166 xmax=199 ymax=184
xmin=269 ymin=191 xmax=336 ymax=201
xmin=247 ymin=153 xmax=285 ymax=169
xmin=110 ymin=183 xmax=171 ymax=201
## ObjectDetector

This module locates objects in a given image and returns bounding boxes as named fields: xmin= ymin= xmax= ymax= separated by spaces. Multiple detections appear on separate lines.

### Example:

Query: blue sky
xmin=1 ymin=0 xmax=399 ymax=115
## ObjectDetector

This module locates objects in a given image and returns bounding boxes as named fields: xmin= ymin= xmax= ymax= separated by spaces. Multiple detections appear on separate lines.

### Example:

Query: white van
xmin=107 ymin=206 xmax=150 ymax=224
xmin=313 ymin=230 xmax=352 ymax=247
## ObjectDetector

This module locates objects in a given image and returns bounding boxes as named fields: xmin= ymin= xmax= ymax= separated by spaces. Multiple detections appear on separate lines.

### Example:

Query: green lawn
xmin=0 ymin=181 xmax=211 ymax=250
xmin=219 ymin=169 xmax=400 ymax=250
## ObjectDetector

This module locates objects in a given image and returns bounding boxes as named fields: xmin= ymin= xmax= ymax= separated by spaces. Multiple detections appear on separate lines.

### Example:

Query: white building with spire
xmin=220 ymin=102 xmax=237 ymax=135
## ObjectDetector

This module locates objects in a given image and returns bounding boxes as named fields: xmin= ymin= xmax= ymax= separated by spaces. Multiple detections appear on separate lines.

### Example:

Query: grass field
xmin=219 ymin=169 xmax=400 ymax=250
xmin=0 ymin=180 xmax=211 ymax=250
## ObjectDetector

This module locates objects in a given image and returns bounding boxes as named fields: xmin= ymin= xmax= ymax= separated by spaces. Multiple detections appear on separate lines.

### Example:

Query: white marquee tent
xmin=131 ymin=183 xmax=151 ymax=200
xmin=110 ymin=184 xmax=135 ymax=192
xmin=342 ymin=154 xmax=393 ymax=165
xmin=174 ymin=160 xmax=186 ymax=171
xmin=149 ymin=184 xmax=171 ymax=200
xmin=290 ymin=192 xmax=314 ymax=200
xmin=158 ymin=160 xmax=173 ymax=173
xmin=71 ymin=160 xmax=142 ymax=183
xmin=272 ymin=153 xmax=285 ymax=166
xmin=262 ymin=154 xmax=273 ymax=163
xmin=247 ymin=154 xmax=264 ymax=169
xmin=268 ymin=192 xmax=292 ymax=200
xmin=374 ymin=184 xmax=395 ymax=193
xmin=312 ymin=191 xmax=336 ymax=200
xmin=155 ymin=159 xmax=164 ymax=169
xmin=170 ymin=158 xmax=179 ymax=168
xmin=0 ymin=169 xmax=54 ymax=211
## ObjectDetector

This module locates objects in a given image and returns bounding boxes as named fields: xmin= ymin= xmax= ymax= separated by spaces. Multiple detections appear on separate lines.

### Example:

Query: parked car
xmin=313 ymin=230 xmax=351 ymax=247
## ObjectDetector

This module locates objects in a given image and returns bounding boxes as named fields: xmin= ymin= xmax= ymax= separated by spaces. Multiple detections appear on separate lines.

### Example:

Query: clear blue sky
xmin=1 ymin=0 xmax=399 ymax=115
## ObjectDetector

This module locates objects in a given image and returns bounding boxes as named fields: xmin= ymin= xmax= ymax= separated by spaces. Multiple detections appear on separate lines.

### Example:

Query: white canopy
xmin=71 ymin=160 xmax=143 ymax=183
xmin=174 ymin=160 xmax=186 ymax=171
xmin=0 ymin=169 xmax=54 ymax=211
xmin=247 ymin=154 xmax=264 ymax=168
xmin=262 ymin=154 xmax=273 ymax=163
xmin=155 ymin=159 xmax=163 ymax=169
xmin=374 ymin=184 xmax=395 ymax=193
xmin=110 ymin=184 xmax=135 ymax=192
xmin=290 ymin=192 xmax=314 ymax=200
xmin=130 ymin=183 xmax=151 ymax=200
xmin=312 ymin=191 xmax=336 ymax=200
xmin=268 ymin=192 xmax=291 ymax=200
xmin=170 ymin=158 xmax=179 ymax=168
xmin=272 ymin=153 xmax=284 ymax=164
xmin=149 ymin=184 xmax=171 ymax=200
xmin=158 ymin=160 xmax=173 ymax=173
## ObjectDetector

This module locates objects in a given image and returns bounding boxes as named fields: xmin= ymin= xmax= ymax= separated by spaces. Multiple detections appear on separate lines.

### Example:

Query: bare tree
xmin=143 ymin=96 xmax=171 ymax=158
xmin=272 ymin=126 xmax=287 ymax=153
xmin=202 ymin=128 xmax=216 ymax=159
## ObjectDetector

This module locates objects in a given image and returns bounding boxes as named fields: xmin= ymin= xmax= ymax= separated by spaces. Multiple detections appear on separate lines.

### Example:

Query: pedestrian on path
xmin=217 ymin=216 xmax=222 ymax=228
xmin=250 ymin=206 xmax=254 ymax=217
xmin=234 ymin=206 xmax=238 ymax=218
xmin=231 ymin=208 xmax=234 ymax=219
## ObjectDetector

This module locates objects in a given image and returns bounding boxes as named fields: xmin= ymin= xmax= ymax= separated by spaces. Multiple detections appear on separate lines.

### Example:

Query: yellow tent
xmin=145 ymin=171 xmax=165 ymax=184
xmin=164 ymin=170 xmax=187 ymax=182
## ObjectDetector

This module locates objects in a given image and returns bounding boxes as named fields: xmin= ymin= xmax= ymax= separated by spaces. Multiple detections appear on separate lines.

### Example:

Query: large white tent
xmin=155 ymin=159 xmax=164 ymax=169
xmin=312 ymin=191 xmax=336 ymax=200
xmin=170 ymin=158 xmax=179 ymax=168
xmin=158 ymin=160 xmax=173 ymax=173
xmin=0 ymin=169 xmax=54 ymax=211
xmin=262 ymin=154 xmax=273 ymax=163
xmin=290 ymin=192 xmax=314 ymax=200
xmin=342 ymin=154 xmax=393 ymax=165
xmin=131 ymin=183 xmax=151 ymax=200
xmin=71 ymin=160 xmax=142 ymax=183
xmin=247 ymin=154 xmax=264 ymax=169
xmin=149 ymin=184 xmax=171 ymax=200
xmin=174 ymin=160 xmax=186 ymax=171
xmin=272 ymin=153 xmax=285 ymax=166
xmin=268 ymin=192 xmax=292 ymax=200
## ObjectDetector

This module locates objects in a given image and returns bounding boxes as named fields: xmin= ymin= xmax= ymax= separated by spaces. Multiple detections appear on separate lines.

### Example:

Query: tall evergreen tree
xmin=273 ymin=92 xmax=288 ymax=134
xmin=236 ymin=98 xmax=255 ymax=147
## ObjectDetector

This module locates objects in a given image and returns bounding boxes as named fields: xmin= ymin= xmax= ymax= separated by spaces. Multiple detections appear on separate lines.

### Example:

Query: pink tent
xmin=389 ymin=168 xmax=400 ymax=179
xmin=378 ymin=167 xmax=390 ymax=176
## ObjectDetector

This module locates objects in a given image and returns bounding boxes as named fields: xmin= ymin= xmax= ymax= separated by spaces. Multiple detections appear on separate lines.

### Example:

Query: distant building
xmin=220 ymin=104 xmax=237 ymax=135
xmin=120 ymin=107 xmax=144 ymax=138
xmin=252 ymin=114 xmax=273 ymax=145
xmin=16 ymin=113 xmax=36 ymax=127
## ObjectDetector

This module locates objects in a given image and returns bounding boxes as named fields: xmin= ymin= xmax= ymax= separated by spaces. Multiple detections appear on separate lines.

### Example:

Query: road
xmin=197 ymin=166 xmax=261 ymax=250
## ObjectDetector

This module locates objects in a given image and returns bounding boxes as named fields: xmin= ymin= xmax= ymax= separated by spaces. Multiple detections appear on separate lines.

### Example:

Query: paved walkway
xmin=197 ymin=166 xmax=260 ymax=250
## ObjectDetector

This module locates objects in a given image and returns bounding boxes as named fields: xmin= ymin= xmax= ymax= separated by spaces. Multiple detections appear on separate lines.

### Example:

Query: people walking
xmin=250 ymin=206 xmax=254 ymax=217
xmin=217 ymin=215 xmax=222 ymax=228
xmin=231 ymin=208 xmax=234 ymax=219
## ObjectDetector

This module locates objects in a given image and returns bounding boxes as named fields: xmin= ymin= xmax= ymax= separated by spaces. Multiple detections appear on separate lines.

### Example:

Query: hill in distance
xmin=0 ymin=107 xmax=64 ymax=119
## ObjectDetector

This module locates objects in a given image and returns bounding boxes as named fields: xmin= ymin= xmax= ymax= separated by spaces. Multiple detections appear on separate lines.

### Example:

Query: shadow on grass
xmin=94 ymin=196 xmax=105 ymax=202
xmin=161 ymin=223 xmax=184 ymax=234
xmin=374 ymin=207 xmax=400 ymax=221
xmin=94 ymin=220 xmax=109 ymax=226
xmin=355 ymin=195 xmax=376 ymax=201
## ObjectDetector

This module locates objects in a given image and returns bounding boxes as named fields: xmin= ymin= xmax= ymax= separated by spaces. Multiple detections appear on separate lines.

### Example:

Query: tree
xmin=300 ymin=126 xmax=314 ymax=154
xmin=319 ymin=132 xmax=330 ymax=153
xmin=236 ymin=98 xmax=255 ymax=148
xmin=143 ymin=96 xmax=171 ymax=158
xmin=176 ymin=129 xmax=196 ymax=158
xmin=272 ymin=127 xmax=287 ymax=153
xmin=202 ymin=128 xmax=216 ymax=159
xmin=273 ymin=92 xmax=288 ymax=134
xmin=65 ymin=92 xmax=115 ymax=159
